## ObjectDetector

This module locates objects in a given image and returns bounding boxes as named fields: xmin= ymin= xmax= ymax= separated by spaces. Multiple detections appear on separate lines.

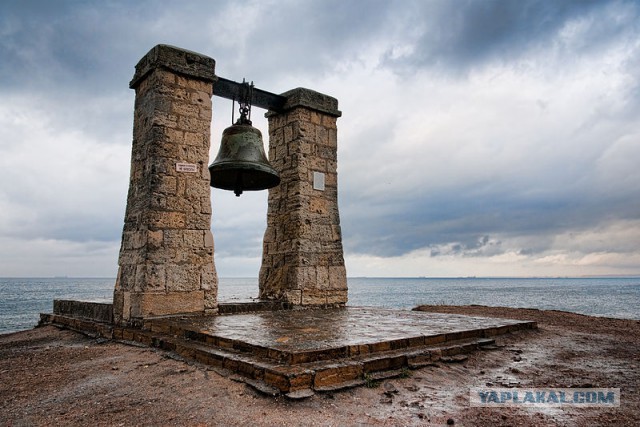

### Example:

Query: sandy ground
xmin=1 ymin=305 xmax=638 ymax=426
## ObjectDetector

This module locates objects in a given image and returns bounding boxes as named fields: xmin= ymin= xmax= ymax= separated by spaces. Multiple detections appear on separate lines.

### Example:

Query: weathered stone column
xmin=114 ymin=45 xmax=217 ymax=324
xmin=259 ymin=88 xmax=347 ymax=306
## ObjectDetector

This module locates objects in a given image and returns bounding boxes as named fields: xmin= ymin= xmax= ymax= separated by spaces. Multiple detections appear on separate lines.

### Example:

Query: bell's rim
xmin=208 ymin=160 xmax=278 ymax=173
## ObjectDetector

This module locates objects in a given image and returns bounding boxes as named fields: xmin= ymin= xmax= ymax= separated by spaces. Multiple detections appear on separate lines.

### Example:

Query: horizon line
xmin=1 ymin=275 xmax=639 ymax=280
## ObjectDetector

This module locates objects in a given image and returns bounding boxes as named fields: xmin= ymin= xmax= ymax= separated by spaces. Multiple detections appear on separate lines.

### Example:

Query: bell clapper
xmin=234 ymin=171 xmax=243 ymax=197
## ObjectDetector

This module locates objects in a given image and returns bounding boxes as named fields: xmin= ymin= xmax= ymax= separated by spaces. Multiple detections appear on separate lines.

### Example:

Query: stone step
xmin=40 ymin=308 xmax=534 ymax=397
xmin=109 ymin=324 xmax=498 ymax=396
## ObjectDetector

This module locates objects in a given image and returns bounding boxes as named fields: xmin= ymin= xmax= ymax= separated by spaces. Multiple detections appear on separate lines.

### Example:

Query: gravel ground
xmin=1 ymin=305 xmax=638 ymax=426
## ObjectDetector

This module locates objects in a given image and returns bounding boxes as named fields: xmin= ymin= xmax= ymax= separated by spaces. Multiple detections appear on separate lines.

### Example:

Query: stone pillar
xmin=259 ymin=88 xmax=347 ymax=306
xmin=114 ymin=45 xmax=218 ymax=324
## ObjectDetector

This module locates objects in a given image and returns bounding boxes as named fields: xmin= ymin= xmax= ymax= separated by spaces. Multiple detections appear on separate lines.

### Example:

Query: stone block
xmin=407 ymin=352 xmax=436 ymax=368
xmin=325 ymin=172 xmax=337 ymax=186
xmin=309 ymin=111 xmax=321 ymax=125
xmin=200 ymin=263 xmax=217 ymax=290
xmin=122 ymin=328 xmax=135 ymax=341
xmin=132 ymin=291 xmax=205 ymax=318
xmin=146 ymin=211 xmax=186 ymax=229
xmin=134 ymin=263 xmax=166 ymax=292
xmin=363 ymin=355 xmax=406 ymax=373
xmin=172 ymin=102 xmax=199 ymax=117
xmin=407 ymin=336 xmax=425 ymax=347
xmin=369 ymin=341 xmax=392 ymax=353
xmin=143 ymin=247 xmax=177 ymax=264
xmin=309 ymin=197 xmax=328 ymax=215
xmin=130 ymin=45 xmax=216 ymax=90
xmin=185 ymin=213 xmax=211 ymax=229
xmin=112 ymin=327 xmax=124 ymax=340
xmin=328 ymin=266 xmax=347 ymax=290
xmin=176 ymin=75 xmax=212 ymax=93
xmin=162 ymin=230 xmax=183 ymax=247
xmin=288 ymin=372 xmax=314 ymax=391
xmin=264 ymin=370 xmax=290 ymax=393
xmin=164 ymin=128 xmax=185 ymax=144
xmin=301 ymin=290 xmax=326 ymax=306
xmin=284 ymin=290 xmax=302 ymax=305
xmin=204 ymin=230 xmax=214 ymax=248
xmin=190 ymin=90 xmax=212 ymax=106
xmin=327 ymin=127 xmax=337 ymax=147
xmin=316 ymin=266 xmax=329 ymax=288
xmin=326 ymin=290 xmax=348 ymax=305
xmin=184 ymin=230 xmax=204 ymax=247
xmin=424 ymin=334 xmax=446 ymax=345
xmin=177 ymin=115 xmax=209 ymax=134
xmin=315 ymin=125 xmax=328 ymax=146
xmin=150 ymin=111 xmax=178 ymax=128
xmin=147 ymin=229 xmax=163 ymax=248
xmin=122 ymin=231 xmax=147 ymax=250
xmin=165 ymin=265 xmax=201 ymax=292
xmin=352 ymin=344 xmax=370 ymax=356
xmin=113 ymin=291 xmax=127 ymax=323
xmin=198 ymin=106 xmax=212 ymax=120
xmin=116 ymin=265 xmax=136 ymax=289
xmin=204 ymin=290 xmax=218 ymax=312
xmin=330 ymin=225 xmax=342 ymax=240
xmin=236 ymin=360 xmax=265 ymax=380
xmin=280 ymin=88 xmax=341 ymax=117
xmin=175 ymin=343 xmax=196 ymax=359
xmin=290 ymin=266 xmax=316 ymax=289
xmin=314 ymin=364 xmax=363 ymax=388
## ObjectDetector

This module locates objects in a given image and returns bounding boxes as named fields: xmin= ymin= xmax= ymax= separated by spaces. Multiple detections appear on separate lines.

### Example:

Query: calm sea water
xmin=1 ymin=277 xmax=638 ymax=334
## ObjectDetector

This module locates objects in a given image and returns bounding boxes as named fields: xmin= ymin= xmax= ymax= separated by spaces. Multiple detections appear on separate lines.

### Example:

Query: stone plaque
xmin=313 ymin=171 xmax=325 ymax=191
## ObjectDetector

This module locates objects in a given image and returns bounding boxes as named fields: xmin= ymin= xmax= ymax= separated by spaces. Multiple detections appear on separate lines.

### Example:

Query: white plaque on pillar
xmin=176 ymin=162 xmax=198 ymax=173
xmin=313 ymin=171 xmax=325 ymax=191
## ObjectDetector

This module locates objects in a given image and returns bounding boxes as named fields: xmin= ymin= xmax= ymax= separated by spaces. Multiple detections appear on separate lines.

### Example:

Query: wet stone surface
xmin=162 ymin=307 xmax=532 ymax=354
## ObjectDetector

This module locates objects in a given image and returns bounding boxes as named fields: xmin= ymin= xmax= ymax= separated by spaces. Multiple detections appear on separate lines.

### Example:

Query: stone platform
xmin=40 ymin=303 xmax=536 ymax=397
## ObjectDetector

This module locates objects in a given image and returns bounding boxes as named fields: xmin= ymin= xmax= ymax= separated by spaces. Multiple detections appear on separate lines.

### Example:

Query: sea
xmin=0 ymin=277 xmax=639 ymax=335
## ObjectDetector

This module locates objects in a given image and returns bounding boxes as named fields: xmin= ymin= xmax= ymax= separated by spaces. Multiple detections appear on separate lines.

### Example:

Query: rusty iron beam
xmin=213 ymin=77 xmax=286 ymax=112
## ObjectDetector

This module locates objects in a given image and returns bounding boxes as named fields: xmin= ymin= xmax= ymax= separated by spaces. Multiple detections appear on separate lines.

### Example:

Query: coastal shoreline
xmin=1 ymin=305 xmax=638 ymax=426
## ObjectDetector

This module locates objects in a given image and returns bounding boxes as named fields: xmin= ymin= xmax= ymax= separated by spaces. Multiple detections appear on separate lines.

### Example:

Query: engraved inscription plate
xmin=176 ymin=162 xmax=198 ymax=173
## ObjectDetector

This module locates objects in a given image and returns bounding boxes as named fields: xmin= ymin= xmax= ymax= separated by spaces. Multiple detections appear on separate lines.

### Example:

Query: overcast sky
xmin=1 ymin=0 xmax=639 ymax=278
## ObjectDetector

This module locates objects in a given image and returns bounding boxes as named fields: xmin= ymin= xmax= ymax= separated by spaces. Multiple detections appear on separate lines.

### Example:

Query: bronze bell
xmin=210 ymin=79 xmax=280 ymax=196
xmin=209 ymin=121 xmax=280 ymax=196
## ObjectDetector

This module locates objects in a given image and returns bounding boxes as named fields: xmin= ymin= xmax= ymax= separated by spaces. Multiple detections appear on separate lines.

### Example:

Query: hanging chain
xmin=237 ymin=78 xmax=254 ymax=125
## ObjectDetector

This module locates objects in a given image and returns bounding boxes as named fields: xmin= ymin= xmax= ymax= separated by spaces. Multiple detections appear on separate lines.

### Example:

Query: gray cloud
xmin=382 ymin=0 xmax=637 ymax=74
xmin=341 ymin=167 xmax=640 ymax=258
xmin=0 ymin=0 xmax=638 ymax=276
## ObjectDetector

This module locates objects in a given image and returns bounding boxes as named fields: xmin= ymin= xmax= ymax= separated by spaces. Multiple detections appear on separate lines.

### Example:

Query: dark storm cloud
xmin=341 ymin=175 xmax=640 ymax=258
xmin=0 ymin=1 xmax=141 ymax=92
xmin=383 ymin=0 xmax=637 ymax=73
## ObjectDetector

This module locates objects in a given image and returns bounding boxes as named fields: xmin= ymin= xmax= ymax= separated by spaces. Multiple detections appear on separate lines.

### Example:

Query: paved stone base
xmin=40 ymin=304 xmax=536 ymax=396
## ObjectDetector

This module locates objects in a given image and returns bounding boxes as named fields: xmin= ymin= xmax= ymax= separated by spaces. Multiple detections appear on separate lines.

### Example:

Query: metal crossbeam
xmin=214 ymin=77 xmax=286 ymax=112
